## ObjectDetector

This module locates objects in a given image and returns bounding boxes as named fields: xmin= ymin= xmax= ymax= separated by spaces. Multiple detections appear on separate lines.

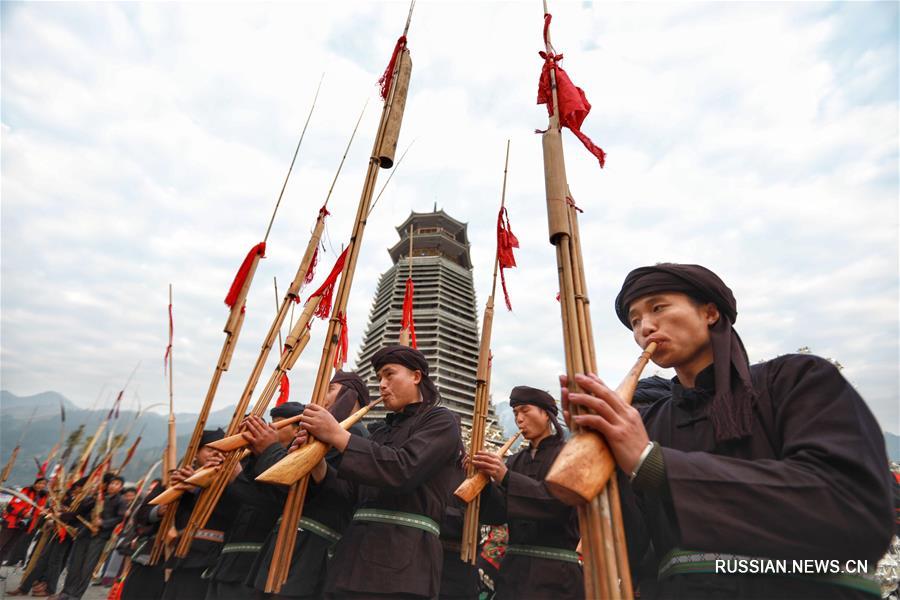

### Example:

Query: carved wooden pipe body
xmin=545 ymin=343 xmax=657 ymax=506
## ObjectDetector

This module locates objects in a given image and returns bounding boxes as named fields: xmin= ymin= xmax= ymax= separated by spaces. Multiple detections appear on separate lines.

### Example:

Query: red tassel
xmin=333 ymin=312 xmax=349 ymax=369
xmin=497 ymin=207 xmax=519 ymax=311
xmin=304 ymin=246 xmax=319 ymax=287
xmin=276 ymin=374 xmax=290 ymax=407
xmin=307 ymin=247 xmax=349 ymax=319
xmin=537 ymin=15 xmax=606 ymax=168
xmin=225 ymin=242 xmax=267 ymax=308
xmin=164 ymin=301 xmax=173 ymax=374
xmin=379 ymin=36 xmax=407 ymax=100
xmin=401 ymin=277 xmax=417 ymax=349
xmin=302 ymin=205 xmax=331 ymax=289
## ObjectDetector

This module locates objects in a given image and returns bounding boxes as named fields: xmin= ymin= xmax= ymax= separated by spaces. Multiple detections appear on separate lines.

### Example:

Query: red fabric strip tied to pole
xmin=401 ymin=277 xmax=417 ymax=349
xmin=333 ymin=312 xmax=349 ymax=369
xmin=379 ymin=36 xmax=407 ymax=100
xmin=497 ymin=206 xmax=519 ymax=311
xmin=303 ymin=205 xmax=331 ymax=288
xmin=537 ymin=14 xmax=606 ymax=168
xmin=225 ymin=242 xmax=267 ymax=308
xmin=307 ymin=246 xmax=349 ymax=320
xmin=276 ymin=374 xmax=290 ymax=407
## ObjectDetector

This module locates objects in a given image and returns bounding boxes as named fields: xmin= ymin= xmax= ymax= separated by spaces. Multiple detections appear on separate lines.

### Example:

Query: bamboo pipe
xmin=455 ymin=432 xmax=520 ymax=502
xmin=545 ymin=343 xmax=657 ymax=505
xmin=256 ymin=399 xmax=383 ymax=485
xmin=263 ymin=6 xmax=416 ymax=591
xmin=207 ymin=415 xmax=304 ymax=453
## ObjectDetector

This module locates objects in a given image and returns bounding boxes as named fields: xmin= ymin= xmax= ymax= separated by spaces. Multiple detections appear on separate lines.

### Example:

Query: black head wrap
xmin=371 ymin=345 xmax=440 ymax=406
xmin=103 ymin=473 xmax=124 ymax=485
xmin=270 ymin=401 xmax=306 ymax=420
xmin=614 ymin=263 xmax=754 ymax=443
xmin=509 ymin=386 xmax=563 ymax=439
xmin=331 ymin=370 xmax=372 ymax=408
xmin=200 ymin=428 xmax=226 ymax=446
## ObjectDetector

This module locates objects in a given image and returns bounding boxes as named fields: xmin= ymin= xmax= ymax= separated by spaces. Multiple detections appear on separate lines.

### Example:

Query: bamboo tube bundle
xmin=455 ymin=432 xmax=520 ymax=503
xmin=259 ymin=6 xmax=417 ymax=592
xmin=459 ymin=141 xmax=515 ymax=565
xmin=256 ymin=399 xmax=383 ymax=485
xmin=534 ymin=4 xmax=659 ymax=597
xmin=151 ymin=83 xmax=328 ymax=563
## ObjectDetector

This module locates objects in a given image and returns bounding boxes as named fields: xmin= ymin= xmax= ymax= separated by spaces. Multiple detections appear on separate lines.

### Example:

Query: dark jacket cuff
xmin=631 ymin=442 xmax=667 ymax=494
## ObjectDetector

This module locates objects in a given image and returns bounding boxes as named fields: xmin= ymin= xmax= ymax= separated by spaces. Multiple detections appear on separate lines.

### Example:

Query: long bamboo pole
xmin=261 ymin=7 xmax=416 ymax=591
xmin=459 ymin=140 xmax=510 ymax=564
xmin=166 ymin=284 xmax=177 ymax=486
xmin=173 ymin=99 xmax=367 ymax=558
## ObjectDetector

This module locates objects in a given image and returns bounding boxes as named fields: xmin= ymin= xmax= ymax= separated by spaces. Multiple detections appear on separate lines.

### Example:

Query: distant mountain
xmin=1 ymin=390 xmax=236 ymax=487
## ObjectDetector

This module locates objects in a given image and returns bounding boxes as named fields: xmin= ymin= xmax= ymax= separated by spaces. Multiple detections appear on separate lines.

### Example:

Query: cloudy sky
xmin=2 ymin=1 xmax=897 ymax=435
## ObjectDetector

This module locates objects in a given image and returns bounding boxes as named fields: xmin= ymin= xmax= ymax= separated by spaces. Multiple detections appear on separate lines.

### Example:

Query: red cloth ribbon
xmin=276 ymin=373 xmax=290 ymax=407
xmin=303 ymin=205 xmax=331 ymax=289
xmin=497 ymin=206 xmax=519 ymax=311
xmin=379 ymin=36 xmax=407 ymax=100
xmin=225 ymin=242 xmax=267 ymax=308
xmin=164 ymin=301 xmax=173 ymax=374
xmin=333 ymin=312 xmax=349 ymax=369
xmin=401 ymin=277 xmax=417 ymax=349
xmin=537 ymin=14 xmax=606 ymax=168
xmin=307 ymin=247 xmax=349 ymax=319
xmin=305 ymin=246 xmax=320 ymax=289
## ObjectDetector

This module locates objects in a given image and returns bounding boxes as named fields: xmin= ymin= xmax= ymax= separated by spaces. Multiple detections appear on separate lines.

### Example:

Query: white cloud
xmin=2 ymin=1 xmax=896 ymax=436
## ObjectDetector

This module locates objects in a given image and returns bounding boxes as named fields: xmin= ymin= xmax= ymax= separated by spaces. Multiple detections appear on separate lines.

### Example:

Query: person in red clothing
xmin=0 ymin=477 xmax=48 ymax=565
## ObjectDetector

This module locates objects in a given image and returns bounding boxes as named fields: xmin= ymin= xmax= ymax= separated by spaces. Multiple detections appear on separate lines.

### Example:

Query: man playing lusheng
xmin=563 ymin=262 xmax=893 ymax=598
xmin=298 ymin=345 xmax=462 ymax=599
xmin=473 ymin=386 xmax=583 ymax=599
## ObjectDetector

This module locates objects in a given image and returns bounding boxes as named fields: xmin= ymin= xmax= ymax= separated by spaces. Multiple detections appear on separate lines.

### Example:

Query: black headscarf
xmin=270 ymin=402 xmax=306 ymax=419
xmin=371 ymin=345 xmax=440 ymax=406
xmin=200 ymin=428 xmax=226 ymax=446
xmin=614 ymin=263 xmax=754 ymax=443
xmin=329 ymin=371 xmax=371 ymax=421
xmin=509 ymin=385 xmax=563 ymax=439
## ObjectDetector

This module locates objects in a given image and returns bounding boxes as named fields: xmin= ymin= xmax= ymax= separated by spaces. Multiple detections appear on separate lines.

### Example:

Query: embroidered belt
xmin=506 ymin=544 xmax=581 ymax=565
xmin=221 ymin=542 xmax=263 ymax=554
xmin=658 ymin=548 xmax=880 ymax=597
xmin=352 ymin=509 xmax=440 ymax=537
xmin=298 ymin=517 xmax=341 ymax=545
xmin=193 ymin=528 xmax=225 ymax=543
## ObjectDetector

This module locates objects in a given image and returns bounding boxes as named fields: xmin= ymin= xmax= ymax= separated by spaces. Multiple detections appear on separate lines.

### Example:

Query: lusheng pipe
xmin=256 ymin=399 xmax=383 ymax=486
xmin=454 ymin=432 xmax=521 ymax=503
